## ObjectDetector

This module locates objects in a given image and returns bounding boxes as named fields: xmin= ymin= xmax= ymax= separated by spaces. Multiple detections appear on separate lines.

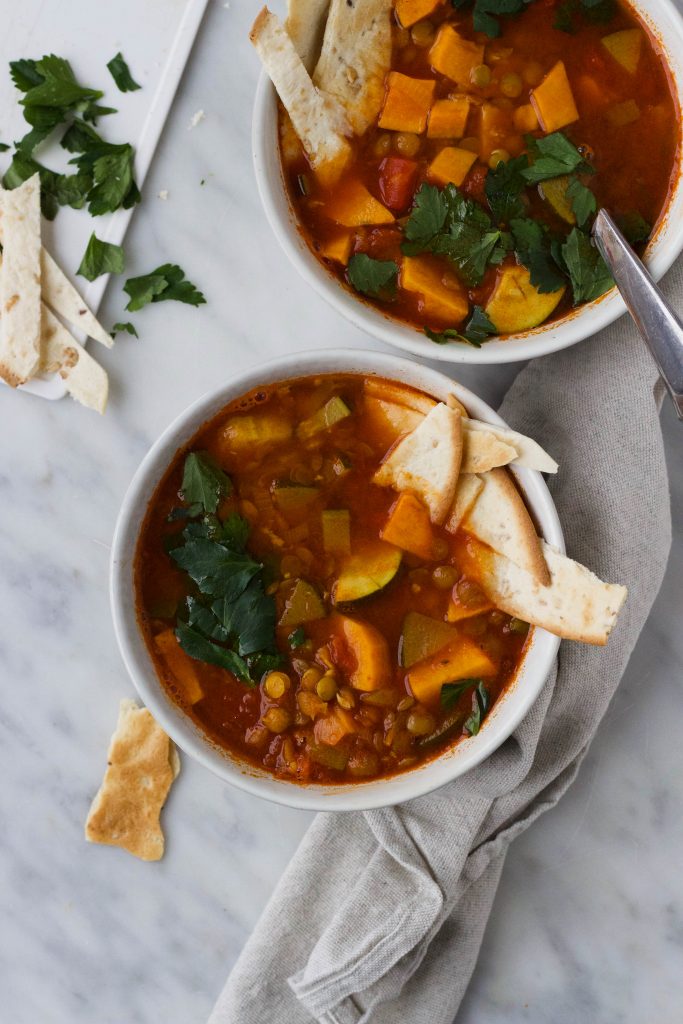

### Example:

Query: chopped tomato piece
xmin=378 ymin=156 xmax=419 ymax=212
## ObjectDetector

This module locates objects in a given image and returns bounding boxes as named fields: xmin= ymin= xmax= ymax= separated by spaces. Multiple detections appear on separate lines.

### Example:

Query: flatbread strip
xmin=461 ymin=424 xmax=517 ymax=474
xmin=40 ymin=306 xmax=108 ymax=414
xmin=313 ymin=0 xmax=393 ymax=136
xmin=463 ymin=468 xmax=551 ymax=585
xmin=85 ymin=699 xmax=180 ymax=862
xmin=286 ymin=0 xmax=331 ymax=71
xmin=0 ymin=175 xmax=41 ymax=386
xmin=466 ymin=536 xmax=627 ymax=645
xmin=464 ymin=419 xmax=558 ymax=474
xmin=250 ymin=7 xmax=351 ymax=185
xmin=445 ymin=472 xmax=483 ymax=533
xmin=373 ymin=402 xmax=462 ymax=524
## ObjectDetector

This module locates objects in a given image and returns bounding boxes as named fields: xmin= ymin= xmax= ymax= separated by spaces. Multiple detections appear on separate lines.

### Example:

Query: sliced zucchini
xmin=278 ymin=579 xmax=325 ymax=627
xmin=485 ymin=265 xmax=565 ymax=335
xmin=272 ymin=485 xmax=319 ymax=519
xmin=220 ymin=413 xmax=292 ymax=450
xmin=538 ymin=175 xmax=575 ymax=225
xmin=400 ymin=612 xmax=459 ymax=668
xmin=333 ymin=543 xmax=402 ymax=603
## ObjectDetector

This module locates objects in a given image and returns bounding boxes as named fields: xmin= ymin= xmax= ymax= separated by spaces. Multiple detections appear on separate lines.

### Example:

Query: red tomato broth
xmin=280 ymin=0 xmax=679 ymax=334
xmin=134 ymin=375 xmax=532 ymax=784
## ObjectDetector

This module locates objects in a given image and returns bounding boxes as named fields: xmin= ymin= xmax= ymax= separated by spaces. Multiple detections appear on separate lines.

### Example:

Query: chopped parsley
xmin=566 ymin=177 xmax=597 ymax=227
xmin=425 ymin=306 xmax=497 ymax=347
xmin=124 ymin=264 xmax=206 ymax=311
xmin=180 ymin=451 xmax=232 ymax=515
xmin=464 ymin=682 xmax=490 ymax=735
xmin=111 ymin=321 xmax=138 ymax=338
xmin=510 ymin=218 xmax=566 ymax=294
xmin=77 ymin=232 xmax=125 ymax=281
xmin=347 ymin=254 xmax=398 ymax=299
xmin=288 ymin=627 xmax=307 ymax=649
xmin=485 ymin=154 xmax=528 ymax=224
xmin=521 ymin=132 xmax=593 ymax=185
xmin=559 ymin=227 xmax=614 ymax=303
xmin=106 ymin=52 xmax=141 ymax=93
xmin=452 ymin=0 xmax=531 ymax=38
xmin=440 ymin=678 xmax=483 ymax=709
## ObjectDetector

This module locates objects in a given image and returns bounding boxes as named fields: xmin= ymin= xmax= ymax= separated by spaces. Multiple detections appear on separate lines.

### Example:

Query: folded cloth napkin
xmin=209 ymin=266 xmax=676 ymax=1024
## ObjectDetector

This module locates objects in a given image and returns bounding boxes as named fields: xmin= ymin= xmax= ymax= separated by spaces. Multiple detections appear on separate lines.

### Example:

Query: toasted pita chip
xmin=250 ymin=7 xmax=351 ymax=185
xmin=461 ymin=423 xmax=517 ymax=473
xmin=364 ymin=378 xmax=436 ymax=414
xmin=41 ymin=249 xmax=113 ymax=348
xmin=463 ymin=468 xmax=550 ymax=585
xmin=464 ymin=418 xmax=558 ymax=474
xmin=40 ymin=306 xmax=108 ymax=414
xmin=446 ymin=392 xmax=468 ymax=417
xmin=445 ymin=472 xmax=484 ymax=533
xmin=286 ymin=0 xmax=331 ymax=70
xmin=0 ymin=175 xmax=41 ymax=386
xmin=313 ymin=0 xmax=393 ymax=136
xmin=85 ymin=699 xmax=180 ymax=862
xmin=460 ymin=536 xmax=626 ymax=645
xmin=373 ymin=403 xmax=462 ymax=524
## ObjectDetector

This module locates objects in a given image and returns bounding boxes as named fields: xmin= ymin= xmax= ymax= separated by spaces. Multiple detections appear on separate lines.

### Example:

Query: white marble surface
xmin=1 ymin=1 xmax=682 ymax=1021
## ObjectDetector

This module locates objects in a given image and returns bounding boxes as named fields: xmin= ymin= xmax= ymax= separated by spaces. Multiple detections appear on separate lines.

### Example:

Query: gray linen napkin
xmin=209 ymin=266 xmax=676 ymax=1024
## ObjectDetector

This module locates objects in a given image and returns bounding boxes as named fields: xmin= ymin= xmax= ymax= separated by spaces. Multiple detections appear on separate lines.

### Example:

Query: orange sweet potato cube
xmin=378 ymin=72 xmax=436 ymax=133
xmin=396 ymin=0 xmax=444 ymax=28
xmin=407 ymin=636 xmax=497 ymax=706
xmin=429 ymin=26 xmax=484 ymax=86
xmin=401 ymin=256 xmax=469 ymax=324
xmin=531 ymin=61 xmax=579 ymax=133
xmin=427 ymin=146 xmax=477 ymax=186
xmin=325 ymin=180 xmax=394 ymax=227
xmin=427 ymin=96 xmax=471 ymax=138
xmin=319 ymin=231 xmax=353 ymax=264
xmin=380 ymin=493 xmax=435 ymax=560
xmin=479 ymin=103 xmax=512 ymax=161
xmin=329 ymin=613 xmax=391 ymax=691
xmin=512 ymin=103 xmax=539 ymax=133
xmin=154 ymin=629 xmax=204 ymax=705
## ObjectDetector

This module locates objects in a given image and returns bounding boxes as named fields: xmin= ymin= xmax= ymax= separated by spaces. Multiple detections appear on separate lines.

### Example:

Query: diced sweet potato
xmin=396 ymin=0 xmax=444 ymax=28
xmin=484 ymin=265 xmax=565 ymax=334
xmin=313 ymin=706 xmax=357 ymax=746
xmin=326 ymin=181 xmax=394 ymax=227
xmin=429 ymin=26 xmax=484 ymax=86
xmin=319 ymin=232 xmax=353 ymax=264
xmin=154 ymin=630 xmax=204 ymax=705
xmin=363 ymin=396 xmax=424 ymax=447
xmin=407 ymin=636 xmax=497 ymax=707
xmin=531 ymin=61 xmax=579 ymax=134
xmin=401 ymin=256 xmax=469 ymax=324
xmin=427 ymin=96 xmax=471 ymax=138
xmin=380 ymin=492 xmax=435 ymax=560
xmin=601 ymin=29 xmax=642 ymax=73
xmin=427 ymin=146 xmax=477 ymax=187
xmin=479 ymin=103 xmax=512 ymax=162
xmin=512 ymin=103 xmax=538 ymax=133
xmin=328 ymin=613 xmax=391 ymax=691
xmin=378 ymin=72 xmax=436 ymax=133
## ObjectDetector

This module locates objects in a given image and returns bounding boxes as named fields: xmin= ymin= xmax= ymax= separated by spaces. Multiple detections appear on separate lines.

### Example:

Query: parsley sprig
xmin=425 ymin=306 xmax=497 ymax=347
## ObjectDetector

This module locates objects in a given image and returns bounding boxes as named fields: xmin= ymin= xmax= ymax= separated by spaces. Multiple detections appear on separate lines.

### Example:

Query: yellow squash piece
xmin=380 ymin=492 xmax=435 ymax=560
xmin=538 ymin=175 xmax=575 ymax=224
xmin=401 ymin=256 xmax=469 ymax=324
xmin=333 ymin=542 xmax=402 ymax=602
xmin=378 ymin=72 xmax=436 ymax=133
xmin=396 ymin=0 xmax=444 ymax=28
xmin=485 ymin=265 xmax=565 ymax=334
xmin=407 ymin=636 xmax=497 ymax=707
xmin=427 ymin=146 xmax=477 ymax=187
xmin=400 ymin=612 xmax=459 ymax=668
xmin=326 ymin=181 xmax=394 ymax=227
xmin=429 ymin=25 xmax=484 ymax=86
xmin=427 ymin=96 xmax=471 ymax=138
xmin=279 ymin=579 xmax=325 ymax=627
xmin=606 ymin=100 xmax=640 ymax=127
xmin=154 ymin=630 xmax=204 ymax=705
xmin=601 ymin=29 xmax=642 ymax=73
xmin=319 ymin=232 xmax=353 ymax=264
xmin=531 ymin=61 xmax=579 ymax=134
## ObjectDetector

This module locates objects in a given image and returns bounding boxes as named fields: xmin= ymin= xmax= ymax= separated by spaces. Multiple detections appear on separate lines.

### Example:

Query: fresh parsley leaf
xmin=248 ymin=652 xmax=285 ymax=679
xmin=180 ymin=451 xmax=232 ymax=515
xmin=553 ymin=0 xmax=577 ymax=31
xmin=452 ymin=0 xmax=528 ymax=37
xmin=581 ymin=0 xmax=616 ymax=23
xmin=123 ymin=263 xmax=206 ymax=311
xmin=9 ymin=59 xmax=45 ymax=92
xmin=111 ymin=321 xmax=138 ymax=338
xmin=77 ymin=232 xmax=125 ymax=281
xmin=20 ymin=54 xmax=103 ymax=111
xmin=2 ymin=150 xmax=89 ymax=219
xmin=288 ymin=627 xmax=307 ymax=649
xmin=521 ymin=132 xmax=592 ymax=184
xmin=212 ymin=578 xmax=277 ymax=657
xmin=403 ymin=183 xmax=448 ymax=250
xmin=560 ymin=227 xmax=614 ymax=304
xmin=175 ymin=621 xmax=253 ymax=682
xmin=218 ymin=513 xmax=250 ymax=551
xmin=82 ymin=103 xmax=117 ymax=125
xmin=171 ymin=539 xmax=261 ymax=601
xmin=106 ymin=52 xmax=141 ymax=93
xmin=464 ymin=682 xmax=490 ymax=735
xmin=566 ymin=177 xmax=597 ymax=227
xmin=347 ymin=254 xmax=398 ymax=299
xmin=485 ymin=154 xmax=529 ymax=224
xmin=167 ymin=503 xmax=202 ymax=521
xmin=65 ymin=122 xmax=140 ymax=215
xmin=617 ymin=212 xmax=651 ymax=245
xmin=424 ymin=305 xmax=497 ymax=347
xmin=0 ymin=142 xmax=9 ymax=152
xmin=510 ymin=218 xmax=567 ymax=293
xmin=440 ymin=678 xmax=482 ymax=709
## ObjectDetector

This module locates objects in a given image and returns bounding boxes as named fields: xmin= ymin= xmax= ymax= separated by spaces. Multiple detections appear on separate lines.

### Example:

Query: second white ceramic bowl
xmin=111 ymin=349 xmax=563 ymax=811
xmin=252 ymin=0 xmax=683 ymax=364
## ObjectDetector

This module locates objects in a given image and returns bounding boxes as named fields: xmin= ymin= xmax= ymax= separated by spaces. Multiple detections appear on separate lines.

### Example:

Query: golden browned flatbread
xmin=250 ymin=7 xmax=351 ymax=185
xmin=39 ymin=306 xmax=108 ymax=414
xmin=313 ymin=0 xmax=393 ymax=135
xmin=463 ymin=536 xmax=627 ymax=645
xmin=373 ymin=402 xmax=462 ymax=524
xmin=364 ymin=378 xmax=437 ymax=414
xmin=462 ymin=468 xmax=550 ymax=585
xmin=460 ymin=423 xmax=517 ymax=473
xmin=0 ymin=174 xmax=41 ymax=386
xmin=286 ymin=0 xmax=331 ymax=70
xmin=85 ymin=699 xmax=179 ymax=861
xmin=445 ymin=472 xmax=484 ymax=533
xmin=464 ymin=418 xmax=558 ymax=473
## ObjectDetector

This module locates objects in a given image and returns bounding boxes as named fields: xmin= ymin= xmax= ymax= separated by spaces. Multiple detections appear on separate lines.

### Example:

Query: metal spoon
xmin=592 ymin=209 xmax=683 ymax=420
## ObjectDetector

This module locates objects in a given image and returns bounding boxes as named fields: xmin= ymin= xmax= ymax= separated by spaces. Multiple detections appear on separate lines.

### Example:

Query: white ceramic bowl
xmin=252 ymin=0 xmax=683 ymax=364
xmin=111 ymin=349 xmax=563 ymax=811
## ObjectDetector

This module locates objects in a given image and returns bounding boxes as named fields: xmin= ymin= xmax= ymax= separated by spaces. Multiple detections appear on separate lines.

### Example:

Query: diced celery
xmin=308 ymin=742 xmax=349 ymax=771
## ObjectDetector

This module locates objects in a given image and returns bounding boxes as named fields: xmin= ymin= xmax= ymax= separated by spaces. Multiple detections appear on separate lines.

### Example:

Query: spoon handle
xmin=593 ymin=209 xmax=683 ymax=420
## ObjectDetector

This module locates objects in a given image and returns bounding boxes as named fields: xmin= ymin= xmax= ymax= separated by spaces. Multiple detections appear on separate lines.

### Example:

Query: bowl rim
xmin=110 ymin=349 xmax=563 ymax=811
xmin=251 ymin=0 xmax=683 ymax=364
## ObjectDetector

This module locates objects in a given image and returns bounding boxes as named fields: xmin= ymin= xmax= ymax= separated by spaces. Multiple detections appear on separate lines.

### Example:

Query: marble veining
xmin=1 ymin=0 xmax=682 ymax=1021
